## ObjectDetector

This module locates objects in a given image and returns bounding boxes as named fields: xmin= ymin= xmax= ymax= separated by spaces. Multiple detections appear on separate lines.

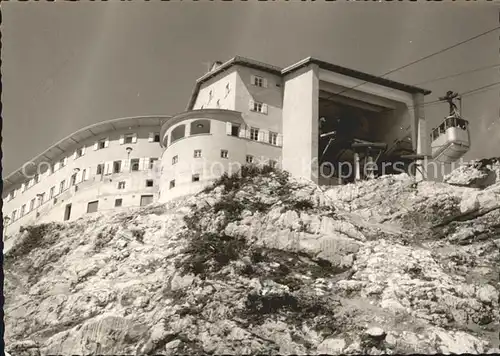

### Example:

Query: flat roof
xmin=282 ymin=57 xmax=432 ymax=95
xmin=186 ymin=56 xmax=431 ymax=109
xmin=3 ymin=115 xmax=171 ymax=192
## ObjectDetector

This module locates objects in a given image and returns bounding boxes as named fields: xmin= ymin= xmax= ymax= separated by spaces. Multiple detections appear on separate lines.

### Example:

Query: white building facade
xmin=3 ymin=56 xmax=431 ymax=236
xmin=2 ymin=116 xmax=168 ymax=236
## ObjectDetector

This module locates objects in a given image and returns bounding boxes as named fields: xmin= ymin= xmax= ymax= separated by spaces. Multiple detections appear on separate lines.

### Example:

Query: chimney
xmin=209 ymin=61 xmax=223 ymax=72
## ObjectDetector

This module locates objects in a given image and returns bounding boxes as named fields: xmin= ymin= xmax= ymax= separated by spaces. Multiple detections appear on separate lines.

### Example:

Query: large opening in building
xmin=140 ymin=194 xmax=154 ymax=206
xmin=170 ymin=124 xmax=186 ymax=143
xmin=190 ymin=119 xmax=211 ymax=135
xmin=87 ymin=200 xmax=99 ymax=213
xmin=64 ymin=203 xmax=72 ymax=221
xmin=317 ymin=86 xmax=415 ymax=185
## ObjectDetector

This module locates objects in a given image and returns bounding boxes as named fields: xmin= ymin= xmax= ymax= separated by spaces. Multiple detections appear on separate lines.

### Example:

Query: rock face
xmin=4 ymin=164 xmax=500 ymax=355
xmin=443 ymin=158 xmax=500 ymax=188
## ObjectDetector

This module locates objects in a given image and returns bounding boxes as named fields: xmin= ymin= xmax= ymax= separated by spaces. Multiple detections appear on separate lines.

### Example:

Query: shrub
xmin=179 ymin=232 xmax=248 ymax=277
xmin=131 ymin=229 xmax=145 ymax=244
xmin=289 ymin=199 xmax=314 ymax=211
xmin=245 ymin=291 xmax=299 ymax=315
xmin=93 ymin=227 xmax=117 ymax=252
xmin=213 ymin=196 xmax=245 ymax=223
xmin=202 ymin=164 xmax=285 ymax=194
xmin=6 ymin=223 xmax=64 ymax=260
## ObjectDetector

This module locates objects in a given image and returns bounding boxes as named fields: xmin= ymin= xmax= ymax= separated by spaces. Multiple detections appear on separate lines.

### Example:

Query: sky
xmin=2 ymin=1 xmax=499 ymax=177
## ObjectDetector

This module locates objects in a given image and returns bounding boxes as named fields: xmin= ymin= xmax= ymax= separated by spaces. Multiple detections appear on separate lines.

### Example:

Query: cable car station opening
xmin=317 ymin=88 xmax=418 ymax=184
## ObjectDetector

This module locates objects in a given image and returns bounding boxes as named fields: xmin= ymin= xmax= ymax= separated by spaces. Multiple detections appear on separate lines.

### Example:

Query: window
xmin=208 ymin=90 xmax=213 ymax=101
xmin=192 ymin=174 xmax=200 ymax=182
xmin=225 ymin=83 xmax=230 ymax=96
xmin=269 ymin=131 xmax=278 ymax=145
xmin=64 ymin=204 xmax=72 ymax=221
xmin=231 ymin=124 xmax=240 ymax=137
xmin=87 ymin=201 xmax=99 ymax=213
xmin=191 ymin=120 xmax=211 ymax=135
xmin=75 ymin=147 xmax=84 ymax=158
xmin=252 ymin=101 xmax=263 ymax=113
xmin=146 ymin=179 xmax=154 ymax=187
xmin=34 ymin=174 xmax=40 ymax=184
xmin=30 ymin=198 xmax=35 ymax=212
xmin=124 ymin=134 xmax=134 ymax=144
xmin=131 ymin=159 xmax=140 ymax=171
xmin=21 ymin=204 xmax=26 ymax=216
xmin=118 ymin=181 xmax=126 ymax=189
xmin=171 ymin=125 xmax=186 ymax=143
xmin=98 ymin=139 xmax=106 ymax=150
xmin=269 ymin=160 xmax=278 ymax=168
xmin=194 ymin=150 xmax=202 ymax=158
xmin=38 ymin=193 xmax=45 ymax=205
xmin=172 ymin=155 xmax=178 ymax=165
xmin=154 ymin=133 xmax=160 ymax=142
xmin=250 ymin=100 xmax=267 ymax=114
xmin=250 ymin=128 xmax=259 ymax=141
xmin=115 ymin=199 xmax=123 ymax=207
xmin=49 ymin=186 xmax=55 ymax=199
xmin=252 ymin=75 xmax=264 ymax=87
xmin=82 ymin=169 xmax=87 ymax=181
xmin=169 ymin=180 xmax=175 ymax=189
xmin=216 ymin=99 xmax=220 ymax=108
xmin=70 ymin=173 xmax=77 ymax=186
xmin=113 ymin=161 xmax=122 ymax=174
xmin=140 ymin=195 xmax=154 ymax=207
xmin=59 ymin=180 xmax=65 ymax=193
xmin=149 ymin=158 xmax=158 ymax=169
xmin=96 ymin=164 xmax=104 ymax=175
xmin=221 ymin=150 xmax=228 ymax=159
xmin=246 ymin=155 xmax=254 ymax=164
xmin=11 ymin=210 xmax=17 ymax=221
xmin=60 ymin=158 xmax=66 ymax=168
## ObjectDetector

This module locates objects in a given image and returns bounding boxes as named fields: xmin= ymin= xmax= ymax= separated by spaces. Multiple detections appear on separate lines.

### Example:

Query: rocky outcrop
xmin=4 ymin=164 xmax=500 ymax=355
xmin=443 ymin=158 xmax=500 ymax=189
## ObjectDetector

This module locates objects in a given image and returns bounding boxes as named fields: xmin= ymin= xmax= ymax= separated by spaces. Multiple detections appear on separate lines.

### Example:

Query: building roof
xmin=281 ymin=57 xmax=432 ymax=95
xmin=186 ymin=56 xmax=431 ymax=110
xmin=3 ymin=115 xmax=171 ymax=192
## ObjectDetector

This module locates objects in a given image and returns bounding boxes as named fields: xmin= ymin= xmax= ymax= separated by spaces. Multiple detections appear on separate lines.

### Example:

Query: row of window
xmin=170 ymin=149 xmax=277 ymax=166
xmin=116 ymin=179 xmax=154 ymax=190
xmin=7 ymin=157 xmax=159 ymax=224
xmin=226 ymin=122 xmax=281 ymax=145
xmin=95 ymin=158 xmax=158 ymax=175
xmin=62 ymin=194 xmax=155 ymax=221
xmin=167 ymin=119 xmax=281 ymax=149
xmin=5 ymin=132 xmax=161 ymax=201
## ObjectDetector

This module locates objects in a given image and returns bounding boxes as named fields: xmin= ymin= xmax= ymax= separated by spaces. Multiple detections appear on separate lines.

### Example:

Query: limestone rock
xmin=4 ymin=163 xmax=500 ymax=355
xmin=317 ymin=338 xmax=346 ymax=354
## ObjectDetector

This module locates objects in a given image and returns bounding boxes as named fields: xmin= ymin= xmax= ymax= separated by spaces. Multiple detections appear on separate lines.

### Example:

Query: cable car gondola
xmin=430 ymin=91 xmax=471 ymax=164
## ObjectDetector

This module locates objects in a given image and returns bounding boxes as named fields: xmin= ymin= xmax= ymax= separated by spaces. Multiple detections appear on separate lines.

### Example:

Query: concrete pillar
xmin=354 ymin=152 xmax=361 ymax=181
xmin=282 ymin=64 xmax=320 ymax=183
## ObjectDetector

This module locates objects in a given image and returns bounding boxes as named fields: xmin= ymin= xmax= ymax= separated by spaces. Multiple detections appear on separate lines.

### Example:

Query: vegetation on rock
xmin=4 ymin=163 xmax=500 ymax=355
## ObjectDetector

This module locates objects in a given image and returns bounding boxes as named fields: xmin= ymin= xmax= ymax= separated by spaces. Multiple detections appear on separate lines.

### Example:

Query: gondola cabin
xmin=430 ymin=115 xmax=470 ymax=163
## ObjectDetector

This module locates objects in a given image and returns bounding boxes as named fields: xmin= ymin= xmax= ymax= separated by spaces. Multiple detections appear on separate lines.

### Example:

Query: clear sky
xmin=2 ymin=1 xmax=499 ymax=176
